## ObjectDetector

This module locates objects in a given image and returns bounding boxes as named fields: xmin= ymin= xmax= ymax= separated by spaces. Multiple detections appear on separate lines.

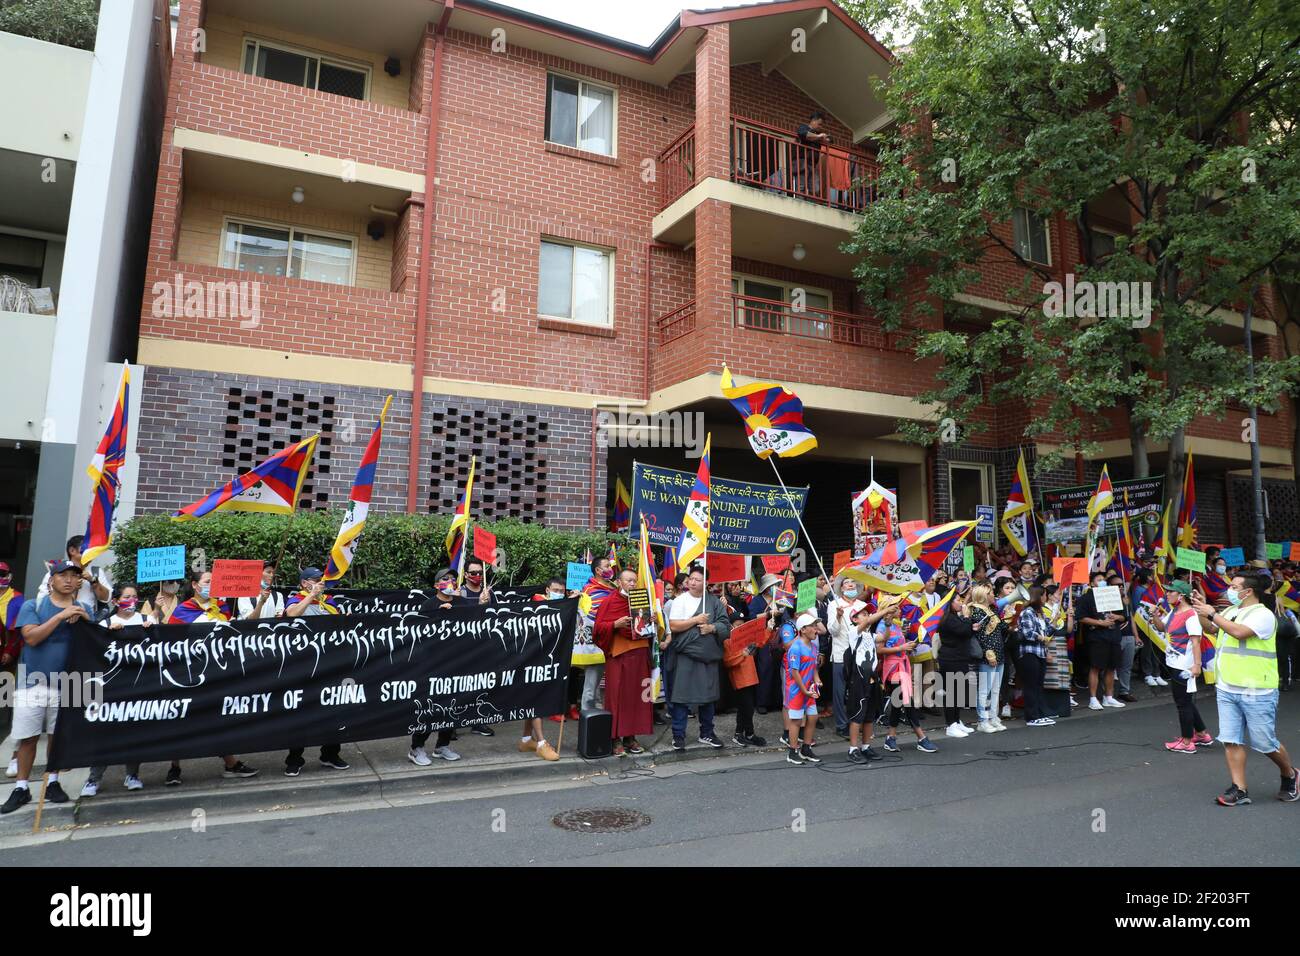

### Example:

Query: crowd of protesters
xmin=1 ymin=533 xmax=1297 ymax=815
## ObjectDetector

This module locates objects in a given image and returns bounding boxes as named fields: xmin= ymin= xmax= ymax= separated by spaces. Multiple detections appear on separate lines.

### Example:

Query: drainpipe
xmin=406 ymin=3 xmax=453 ymax=513
xmin=590 ymin=407 xmax=598 ymax=528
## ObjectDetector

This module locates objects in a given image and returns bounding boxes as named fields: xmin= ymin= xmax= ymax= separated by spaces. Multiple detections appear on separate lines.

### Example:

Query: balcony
xmin=655 ymin=295 xmax=900 ymax=351
xmin=656 ymin=117 xmax=878 ymax=215
xmin=653 ymin=116 xmax=879 ymax=278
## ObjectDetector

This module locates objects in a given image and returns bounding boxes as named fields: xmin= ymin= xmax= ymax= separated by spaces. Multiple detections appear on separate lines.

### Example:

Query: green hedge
xmin=109 ymin=512 xmax=638 ymax=592
xmin=0 ymin=0 xmax=100 ymax=51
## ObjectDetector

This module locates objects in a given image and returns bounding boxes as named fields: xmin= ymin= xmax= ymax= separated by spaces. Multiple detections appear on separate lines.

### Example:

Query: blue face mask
xmin=198 ymin=586 xmax=211 ymax=601
xmin=843 ymin=588 xmax=859 ymax=600
xmin=1226 ymin=588 xmax=1242 ymax=606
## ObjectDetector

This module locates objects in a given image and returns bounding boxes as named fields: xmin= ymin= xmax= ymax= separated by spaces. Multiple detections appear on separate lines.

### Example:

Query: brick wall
xmin=136 ymin=366 xmax=602 ymax=529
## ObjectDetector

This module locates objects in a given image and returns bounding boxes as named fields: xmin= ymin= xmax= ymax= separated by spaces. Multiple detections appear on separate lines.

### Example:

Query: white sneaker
xmin=433 ymin=745 xmax=461 ymax=762
xmin=1000 ymin=704 xmax=1012 ymax=718
xmin=976 ymin=721 xmax=997 ymax=733
xmin=1103 ymin=696 xmax=1126 ymax=708
xmin=1145 ymin=675 xmax=1159 ymax=687
xmin=990 ymin=717 xmax=1007 ymax=731
xmin=946 ymin=722 xmax=970 ymax=738
xmin=1154 ymin=676 xmax=1169 ymax=687
xmin=1088 ymin=697 xmax=1103 ymax=710
xmin=80 ymin=780 xmax=98 ymax=798
xmin=1068 ymin=697 xmax=1078 ymax=708
xmin=959 ymin=722 xmax=976 ymax=734
xmin=1027 ymin=718 xmax=1053 ymax=727
xmin=4 ymin=758 xmax=15 ymax=778
xmin=408 ymin=747 xmax=432 ymax=767
xmin=123 ymin=775 xmax=143 ymax=790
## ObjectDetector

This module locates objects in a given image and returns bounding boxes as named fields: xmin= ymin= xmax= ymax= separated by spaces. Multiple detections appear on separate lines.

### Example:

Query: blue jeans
xmin=977 ymin=662 xmax=1004 ymax=721
xmin=1216 ymin=688 xmax=1281 ymax=753
xmin=671 ymin=702 xmax=714 ymax=742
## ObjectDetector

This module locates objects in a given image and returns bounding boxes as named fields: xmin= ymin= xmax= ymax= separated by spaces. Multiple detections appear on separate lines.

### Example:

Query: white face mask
xmin=1226 ymin=588 xmax=1242 ymax=606
xmin=1215 ymin=564 xmax=1226 ymax=574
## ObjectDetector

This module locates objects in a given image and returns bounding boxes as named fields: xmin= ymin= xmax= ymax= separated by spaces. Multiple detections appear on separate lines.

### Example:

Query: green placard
xmin=1175 ymin=547 xmax=1206 ymax=572
xmin=1267 ymin=542 xmax=1284 ymax=560
xmin=796 ymin=577 xmax=817 ymax=613
xmin=962 ymin=545 xmax=975 ymax=573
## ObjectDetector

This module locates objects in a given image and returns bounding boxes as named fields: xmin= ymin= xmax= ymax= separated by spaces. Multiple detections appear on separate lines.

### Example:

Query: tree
xmin=0 ymin=0 xmax=100 ymax=51
xmin=842 ymin=0 xmax=1300 ymax=511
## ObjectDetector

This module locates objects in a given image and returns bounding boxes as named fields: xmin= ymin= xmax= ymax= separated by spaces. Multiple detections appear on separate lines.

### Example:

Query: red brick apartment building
xmin=134 ymin=0 xmax=1297 ymax=552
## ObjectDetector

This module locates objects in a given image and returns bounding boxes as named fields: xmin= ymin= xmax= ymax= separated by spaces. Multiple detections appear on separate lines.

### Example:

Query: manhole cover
xmin=552 ymin=807 xmax=652 ymax=833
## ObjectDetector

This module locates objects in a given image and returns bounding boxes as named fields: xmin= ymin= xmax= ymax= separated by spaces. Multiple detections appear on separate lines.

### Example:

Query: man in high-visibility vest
xmin=1191 ymin=571 xmax=1299 ymax=806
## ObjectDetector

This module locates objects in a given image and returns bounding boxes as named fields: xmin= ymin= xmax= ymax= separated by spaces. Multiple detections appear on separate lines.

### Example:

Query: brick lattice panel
xmin=221 ymin=386 xmax=337 ymax=510
xmin=427 ymin=406 xmax=551 ymax=521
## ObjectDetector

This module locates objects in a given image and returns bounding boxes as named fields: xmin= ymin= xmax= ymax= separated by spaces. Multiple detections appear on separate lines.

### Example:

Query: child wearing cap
xmin=784 ymin=613 xmax=823 ymax=765
xmin=878 ymin=599 xmax=938 ymax=753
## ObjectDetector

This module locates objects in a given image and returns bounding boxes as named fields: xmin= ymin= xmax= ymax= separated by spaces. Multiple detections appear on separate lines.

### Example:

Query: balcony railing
xmin=730 ymin=116 xmax=878 ymax=213
xmin=656 ymin=301 xmax=697 ymax=342
xmin=731 ymin=293 xmax=897 ymax=348
xmin=655 ymin=117 xmax=880 ymax=213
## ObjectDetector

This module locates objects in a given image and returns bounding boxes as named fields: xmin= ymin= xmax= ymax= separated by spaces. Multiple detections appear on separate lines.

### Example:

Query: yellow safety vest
xmin=1216 ymin=604 xmax=1278 ymax=690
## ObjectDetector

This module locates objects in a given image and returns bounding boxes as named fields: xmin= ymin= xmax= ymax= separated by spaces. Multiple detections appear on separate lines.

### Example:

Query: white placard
xmin=1092 ymin=585 xmax=1123 ymax=613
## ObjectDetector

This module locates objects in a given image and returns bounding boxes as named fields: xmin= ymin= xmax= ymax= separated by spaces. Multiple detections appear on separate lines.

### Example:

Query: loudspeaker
xmin=578 ymin=709 xmax=613 ymax=758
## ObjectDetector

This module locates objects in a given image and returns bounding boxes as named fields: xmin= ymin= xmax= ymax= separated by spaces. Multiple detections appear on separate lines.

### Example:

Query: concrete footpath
xmin=0 ymin=681 xmax=1194 ymax=838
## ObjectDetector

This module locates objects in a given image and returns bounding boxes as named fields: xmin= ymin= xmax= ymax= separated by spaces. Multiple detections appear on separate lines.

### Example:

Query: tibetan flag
xmin=0 ymin=587 xmax=23 ymax=631
xmin=1000 ymin=450 xmax=1037 ymax=557
xmin=638 ymin=516 xmax=666 ymax=702
xmin=1153 ymin=500 xmax=1172 ymax=575
xmin=81 ymin=362 xmax=131 ymax=563
xmin=445 ymin=456 xmax=477 ymax=585
xmin=610 ymin=476 xmax=631 ymax=532
xmin=1277 ymin=579 xmax=1300 ymax=613
xmin=661 ymin=545 xmax=677 ymax=585
xmin=578 ymin=576 xmax=614 ymax=627
xmin=720 ymin=366 xmax=817 ymax=458
xmin=607 ymin=541 xmax=621 ymax=574
xmin=1176 ymin=452 xmax=1197 ymax=549
xmin=174 ymin=434 xmax=318 ymax=521
xmin=1201 ymin=569 xmax=1230 ymax=603
xmin=674 ymin=433 xmax=712 ymax=569
xmin=1200 ymin=631 xmax=1218 ymax=685
xmin=323 ymin=395 xmax=391 ymax=582
xmin=1086 ymin=464 xmax=1114 ymax=530
xmin=842 ymin=521 xmax=976 ymax=594
xmin=1108 ymin=491 xmax=1135 ymax=583
xmin=916 ymin=587 xmax=955 ymax=647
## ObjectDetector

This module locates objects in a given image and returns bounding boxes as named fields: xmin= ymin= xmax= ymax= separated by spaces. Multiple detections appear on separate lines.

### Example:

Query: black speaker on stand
xmin=578 ymin=709 xmax=613 ymax=758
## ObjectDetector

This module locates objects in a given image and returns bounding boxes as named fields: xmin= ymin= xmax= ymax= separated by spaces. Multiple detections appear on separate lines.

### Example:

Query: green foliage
xmin=0 ymin=0 xmax=99 ymax=50
xmin=109 ymin=513 xmax=637 ymax=594
xmin=842 ymin=0 xmax=1300 ymax=472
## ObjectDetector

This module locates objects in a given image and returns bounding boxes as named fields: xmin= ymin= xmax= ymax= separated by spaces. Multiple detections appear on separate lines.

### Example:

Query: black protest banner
xmin=48 ymin=600 xmax=577 ymax=769
xmin=1040 ymin=475 xmax=1165 ymax=543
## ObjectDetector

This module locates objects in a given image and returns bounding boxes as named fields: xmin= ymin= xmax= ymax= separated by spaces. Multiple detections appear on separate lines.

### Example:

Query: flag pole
xmin=766 ymin=455 xmax=840 ymax=603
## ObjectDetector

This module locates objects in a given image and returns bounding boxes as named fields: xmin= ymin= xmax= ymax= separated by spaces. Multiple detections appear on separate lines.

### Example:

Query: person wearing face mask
xmin=937 ymin=590 xmax=979 ymax=737
xmin=1147 ymin=580 xmax=1210 ymax=754
xmin=1077 ymin=571 xmax=1128 ymax=711
xmin=82 ymin=587 xmax=150 ymax=796
xmin=594 ymin=568 xmax=653 ymax=756
xmin=407 ymin=569 xmax=465 ymax=766
xmin=1017 ymin=586 xmax=1070 ymax=727
xmin=164 ymin=570 xmax=258 ymax=785
xmin=236 ymin=561 xmax=285 ymax=620
xmin=283 ymin=569 xmax=349 ymax=775
xmin=37 ymin=535 xmax=111 ymax=609
xmin=828 ymin=575 xmax=866 ymax=738
xmin=144 ymin=579 xmax=183 ymax=625
xmin=751 ymin=574 xmax=786 ymax=714
xmin=538 ymin=577 xmax=582 ymax=724
xmin=1191 ymin=573 xmax=1299 ymax=806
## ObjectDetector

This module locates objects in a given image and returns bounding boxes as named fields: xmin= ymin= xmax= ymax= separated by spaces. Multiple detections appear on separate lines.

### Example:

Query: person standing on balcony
xmin=795 ymin=110 xmax=832 ymax=198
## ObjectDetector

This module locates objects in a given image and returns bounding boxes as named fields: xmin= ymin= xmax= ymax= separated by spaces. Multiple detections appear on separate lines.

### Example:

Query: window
xmin=545 ymin=73 xmax=616 ymax=156
xmin=1089 ymin=229 xmax=1117 ymax=261
xmin=731 ymin=275 xmax=832 ymax=338
xmin=1012 ymin=208 xmax=1050 ymax=265
xmin=221 ymin=218 xmax=357 ymax=286
xmin=538 ymin=239 xmax=613 ymax=326
xmin=948 ymin=462 xmax=993 ymax=525
xmin=241 ymin=38 xmax=370 ymax=100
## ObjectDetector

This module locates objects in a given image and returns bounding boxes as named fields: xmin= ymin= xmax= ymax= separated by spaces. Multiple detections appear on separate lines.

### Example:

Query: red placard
xmin=761 ymin=554 xmax=791 ymax=574
xmin=725 ymin=616 xmax=773 ymax=655
xmin=706 ymin=551 xmax=748 ymax=582
xmin=1290 ymin=542 xmax=1300 ymax=562
xmin=210 ymin=559 xmax=265 ymax=598
xmin=832 ymin=549 xmax=853 ymax=574
xmin=899 ymin=520 xmax=927 ymax=535
xmin=473 ymin=527 xmax=498 ymax=563
xmin=1052 ymin=557 xmax=1090 ymax=589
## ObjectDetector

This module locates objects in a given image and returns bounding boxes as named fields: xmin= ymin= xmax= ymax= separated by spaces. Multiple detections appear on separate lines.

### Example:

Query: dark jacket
xmin=937 ymin=611 xmax=977 ymax=667
xmin=667 ymin=592 xmax=731 ymax=705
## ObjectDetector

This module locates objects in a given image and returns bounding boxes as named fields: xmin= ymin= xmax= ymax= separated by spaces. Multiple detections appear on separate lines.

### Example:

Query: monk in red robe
xmin=593 ymin=568 xmax=653 ymax=755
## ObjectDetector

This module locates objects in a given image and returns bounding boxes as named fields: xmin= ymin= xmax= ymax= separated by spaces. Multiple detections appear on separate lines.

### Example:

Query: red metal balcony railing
xmin=658 ymin=125 xmax=696 ymax=209
xmin=730 ymin=293 xmax=897 ymax=348
xmin=730 ymin=116 xmax=878 ymax=213
xmin=656 ymin=301 xmax=697 ymax=342
xmin=656 ymin=117 xmax=880 ymax=213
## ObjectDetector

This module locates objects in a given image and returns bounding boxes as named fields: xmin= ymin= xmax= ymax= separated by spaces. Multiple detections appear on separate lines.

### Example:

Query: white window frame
xmin=220 ymin=215 xmax=359 ymax=287
xmin=730 ymin=273 xmax=833 ymax=335
xmin=544 ymin=71 xmax=619 ymax=158
xmin=1012 ymin=207 xmax=1051 ymax=266
xmin=947 ymin=462 xmax=994 ymax=520
xmin=537 ymin=237 xmax=615 ymax=328
xmin=241 ymin=36 xmax=372 ymax=101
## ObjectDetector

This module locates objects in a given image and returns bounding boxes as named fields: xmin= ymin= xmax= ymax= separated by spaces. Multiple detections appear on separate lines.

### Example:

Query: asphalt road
xmin=5 ymin=692 xmax=1299 ymax=866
